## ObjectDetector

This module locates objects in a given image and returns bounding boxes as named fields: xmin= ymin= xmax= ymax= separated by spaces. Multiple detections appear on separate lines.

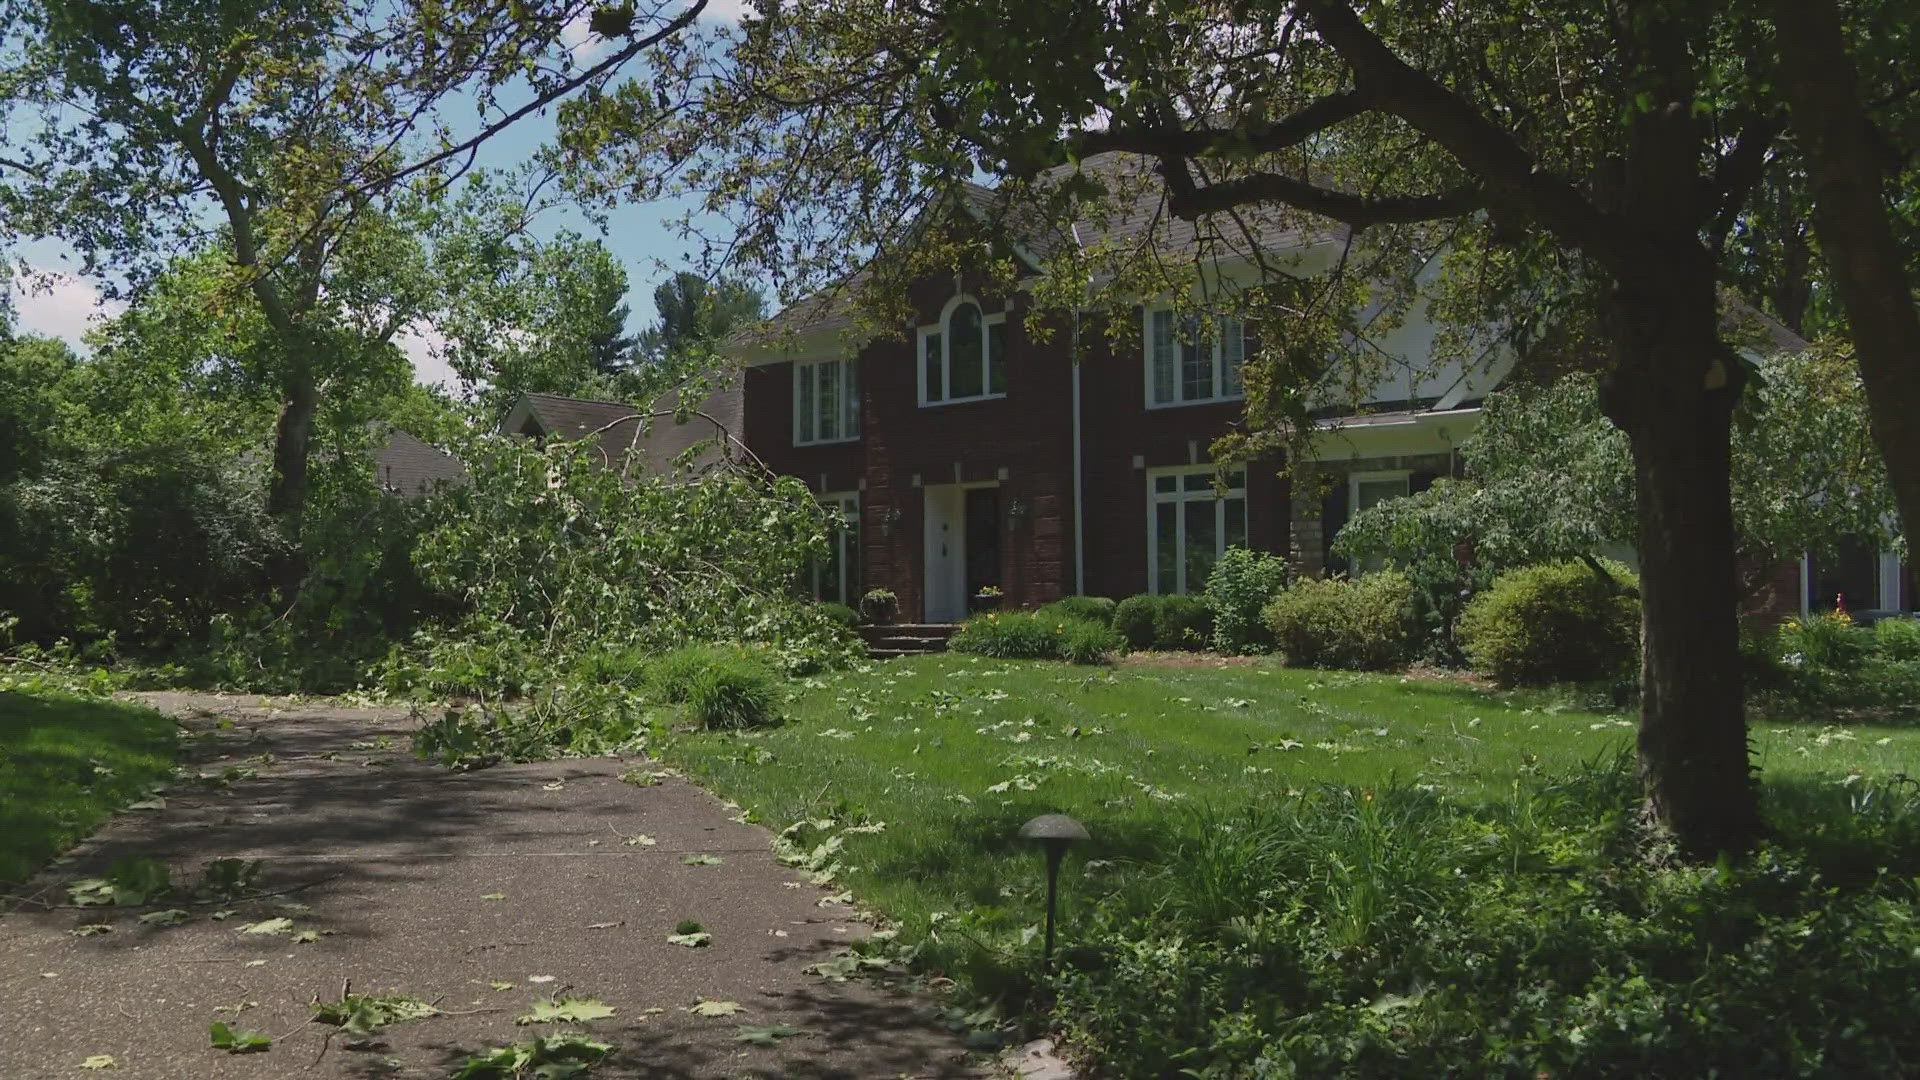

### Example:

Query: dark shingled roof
xmin=372 ymin=427 xmax=468 ymax=497
xmin=738 ymin=153 xmax=1324 ymax=351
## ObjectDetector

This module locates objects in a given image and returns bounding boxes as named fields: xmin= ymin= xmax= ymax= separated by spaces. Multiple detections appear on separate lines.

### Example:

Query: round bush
xmin=816 ymin=602 xmax=860 ymax=630
xmin=1059 ymin=618 xmax=1127 ymax=664
xmin=1263 ymin=571 xmax=1417 ymax=670
xmin=1153 ymin=594 xmax=1213 ymax=651
xmin=1039 ymin=596 xmax=1118 ymax=626
xmin=1204 ymin=547 xmax=1291 ymax=654
xmin=1457 ymin=560 xmax=1640 ymax=686
xmin=684 ymin=656 xmax=783 ymax=729
xmin=949 ymin=612 xmax=1062 ymax=659
xmin=1112 ymin=595 xmax=1162 ymax=650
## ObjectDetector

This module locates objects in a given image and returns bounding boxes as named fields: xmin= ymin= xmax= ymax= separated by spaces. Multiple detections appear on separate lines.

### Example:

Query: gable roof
xmin=733 ymin=153 xmax=1329 ymax=360
xmin=498 ymin=387 xmax=742 ymax=476
xmin=372 ymin=426 xmax=467 ymax=497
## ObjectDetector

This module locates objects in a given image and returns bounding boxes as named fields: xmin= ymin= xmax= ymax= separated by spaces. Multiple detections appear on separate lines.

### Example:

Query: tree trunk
xmin=1773 ymin=0 xmax=1920 ymax=564
xmin=1601 ymin=288 xmax=1765 ymax=859
xmin=267 ymin=366 xmax=319 ymax=542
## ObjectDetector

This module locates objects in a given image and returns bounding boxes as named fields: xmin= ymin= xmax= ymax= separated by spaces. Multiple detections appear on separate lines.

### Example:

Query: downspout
xmin=1073 ymin=356 xmax=1085 ymax=596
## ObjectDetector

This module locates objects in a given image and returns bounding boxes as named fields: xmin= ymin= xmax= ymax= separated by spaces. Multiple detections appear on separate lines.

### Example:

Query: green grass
xmin=660 ymin=652 xmax=1920 ymax=944
xmin=0 ymin=688 xmax=178 ymax=885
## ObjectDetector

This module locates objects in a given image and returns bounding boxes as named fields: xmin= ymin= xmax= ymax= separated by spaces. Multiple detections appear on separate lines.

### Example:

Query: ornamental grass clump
xmin=949 ymin=612 xmax=1125 ymax=665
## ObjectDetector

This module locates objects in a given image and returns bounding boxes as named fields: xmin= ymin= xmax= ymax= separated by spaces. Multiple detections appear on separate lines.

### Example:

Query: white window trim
xmin=1143 ymin=307 xmax=1248 ymax=410
xmin=1347 ymin=470 xmax=1411 ymax=572
xmin=1348 ymin=469 xmax=1412 ymax=512
xmin=918 ymin=294 xmax=1008 ymax=408
xmin=1146 ymin=464 xmax=1249 ymax=595
xmin=793 ymin=357 xmax=860 ymax=447
xmin=811 ymin=491 xmax=860 ymax=604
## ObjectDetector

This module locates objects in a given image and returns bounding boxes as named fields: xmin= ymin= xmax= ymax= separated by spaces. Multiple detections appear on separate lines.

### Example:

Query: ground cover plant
xmin=0 ymin=688 xmax=178 ymax=884
xmin=659 ymin=654 xmax=1920 ymax=1076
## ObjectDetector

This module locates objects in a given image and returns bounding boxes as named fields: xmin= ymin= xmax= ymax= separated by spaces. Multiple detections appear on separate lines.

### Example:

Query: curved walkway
xmin=0 ymin=693 xmax=984 ymax=1079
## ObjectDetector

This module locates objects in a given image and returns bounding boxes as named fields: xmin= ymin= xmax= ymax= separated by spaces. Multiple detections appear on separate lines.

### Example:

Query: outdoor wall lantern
xmin=1007 ymin=497 xmax=1030 ymax=530
xmin=1019 ymin=813 xmax=1089 ymax=966
xmin=879 ymin=506 xmax=903 ymax=538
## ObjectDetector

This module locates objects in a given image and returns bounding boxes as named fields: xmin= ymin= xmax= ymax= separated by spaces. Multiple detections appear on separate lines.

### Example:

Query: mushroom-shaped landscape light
xmin=1019 ymin=813 xmax=1089 ymax=965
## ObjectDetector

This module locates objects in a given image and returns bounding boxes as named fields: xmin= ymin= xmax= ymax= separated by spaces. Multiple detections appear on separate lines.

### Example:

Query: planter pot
xmin=970 ymin=595 xmax=1004 ymax=614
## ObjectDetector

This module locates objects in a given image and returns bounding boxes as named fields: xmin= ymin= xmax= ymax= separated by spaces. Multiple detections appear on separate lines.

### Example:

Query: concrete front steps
xmin=858 ymin=623 xmax=958 ymax=660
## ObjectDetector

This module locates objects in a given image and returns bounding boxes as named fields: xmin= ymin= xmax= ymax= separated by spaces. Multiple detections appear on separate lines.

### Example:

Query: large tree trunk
xmin=1601 ymin=286 xmax=1765 ymax=859
xmin=1773 ymin=0 xmax=1920 ymax=562
xmin=266 ymin=366 xmax=319 ymax=542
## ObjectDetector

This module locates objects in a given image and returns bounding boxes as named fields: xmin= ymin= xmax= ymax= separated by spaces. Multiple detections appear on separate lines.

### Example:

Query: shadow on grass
xmin=0 ymin=689 xmax=178 ymax=885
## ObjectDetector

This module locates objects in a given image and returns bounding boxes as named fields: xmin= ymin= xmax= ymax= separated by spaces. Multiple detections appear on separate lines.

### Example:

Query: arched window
xmin=920 ymin=295 xmax=1007 ymax=405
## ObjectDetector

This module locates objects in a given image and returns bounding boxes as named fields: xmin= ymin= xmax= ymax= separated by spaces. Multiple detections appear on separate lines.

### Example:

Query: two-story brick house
xmin=505 ymin=156 xmax=1909 ymax=625
xmin=660 ymin=161 xmax=1510 ymax=623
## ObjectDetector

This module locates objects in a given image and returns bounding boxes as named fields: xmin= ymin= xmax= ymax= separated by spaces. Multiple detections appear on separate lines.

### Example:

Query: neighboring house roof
xmin=372 ymin=427 xmax=467 ymax=497
xmin=498 ymin=387 xmax=742 ymax=476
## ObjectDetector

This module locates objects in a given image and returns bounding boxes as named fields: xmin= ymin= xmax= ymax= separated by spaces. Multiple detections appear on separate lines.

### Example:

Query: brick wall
xmin=745 ymin=291 xmax=1294 ymax=616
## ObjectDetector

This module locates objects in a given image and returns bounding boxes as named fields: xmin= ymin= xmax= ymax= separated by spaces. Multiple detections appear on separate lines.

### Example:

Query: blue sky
xmin=8 ymin=1 xmax=747 ymax=388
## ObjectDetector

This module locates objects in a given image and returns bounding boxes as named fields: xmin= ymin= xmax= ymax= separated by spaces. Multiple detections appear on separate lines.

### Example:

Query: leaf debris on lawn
xmin=516 ymin=996 xmax=616 ymax=1025
xmin=237 ymin=917 xmax=293 ymax=935
xmin=208 ymin=1021 xmax=270 ymax=1054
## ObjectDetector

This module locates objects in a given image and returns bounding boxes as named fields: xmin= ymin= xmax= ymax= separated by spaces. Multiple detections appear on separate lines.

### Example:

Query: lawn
xmin=659 ymin=653 xmax=1920 ymax=1074
xmin=662 ymin=653 xmax=1920 ymax=936
xmin=0 ymin=688 xmax=179 ymax=885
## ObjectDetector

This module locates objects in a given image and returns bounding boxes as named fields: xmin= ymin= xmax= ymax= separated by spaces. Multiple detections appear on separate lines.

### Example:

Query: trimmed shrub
xmin=1204 ymin=547 xmax=1291 ymax=654
xmin=1153 ymin=594 xmax=1213 ymax=651
xmin=1112 ymin=595 xmax=1162 ymax=650
xmin=1059 ymin=618 xmax=1127 ymax=665
xmin=684 ymin=654 xmax=783 ymax=729
xmin=1264 ymin=571 xmax=1417 ymax=671
xmin=1039 ymin=596 xmax=1118 ymax=627
xmin=949 ymin=612 xmax=1064 ymax=659
xmin=816 ymin=602 xmax=860 ymax=630
xmin=1457 ymin=560 xmax=1640 ymax=686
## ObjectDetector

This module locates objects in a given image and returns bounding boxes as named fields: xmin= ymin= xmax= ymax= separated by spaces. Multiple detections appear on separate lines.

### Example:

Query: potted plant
xmin=971 ymin=584 xmax=1004 ymax=613
xmin=860 ymin=588 xmax=899 ymax=625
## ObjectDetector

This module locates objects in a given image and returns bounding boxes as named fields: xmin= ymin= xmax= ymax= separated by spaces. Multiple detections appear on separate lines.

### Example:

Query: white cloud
xmin=10 ymin=270 xmax=126 ymax=351
xmin=397 ymin=320 xmax=460 ymax=389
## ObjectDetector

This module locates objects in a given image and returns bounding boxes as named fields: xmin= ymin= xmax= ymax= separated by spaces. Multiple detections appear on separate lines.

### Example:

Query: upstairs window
xmin=795 ymin=357 xmax=860 ymax=445
xmin=920 ymin=297 xmax=1007 ymax=405
xmin=1147 ymin=309 xmax=1246 ymax=407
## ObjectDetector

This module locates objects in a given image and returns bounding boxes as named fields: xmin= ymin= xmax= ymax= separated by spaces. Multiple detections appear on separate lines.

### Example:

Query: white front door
xmin=923 ymin=485 xmax=966 ymax=622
